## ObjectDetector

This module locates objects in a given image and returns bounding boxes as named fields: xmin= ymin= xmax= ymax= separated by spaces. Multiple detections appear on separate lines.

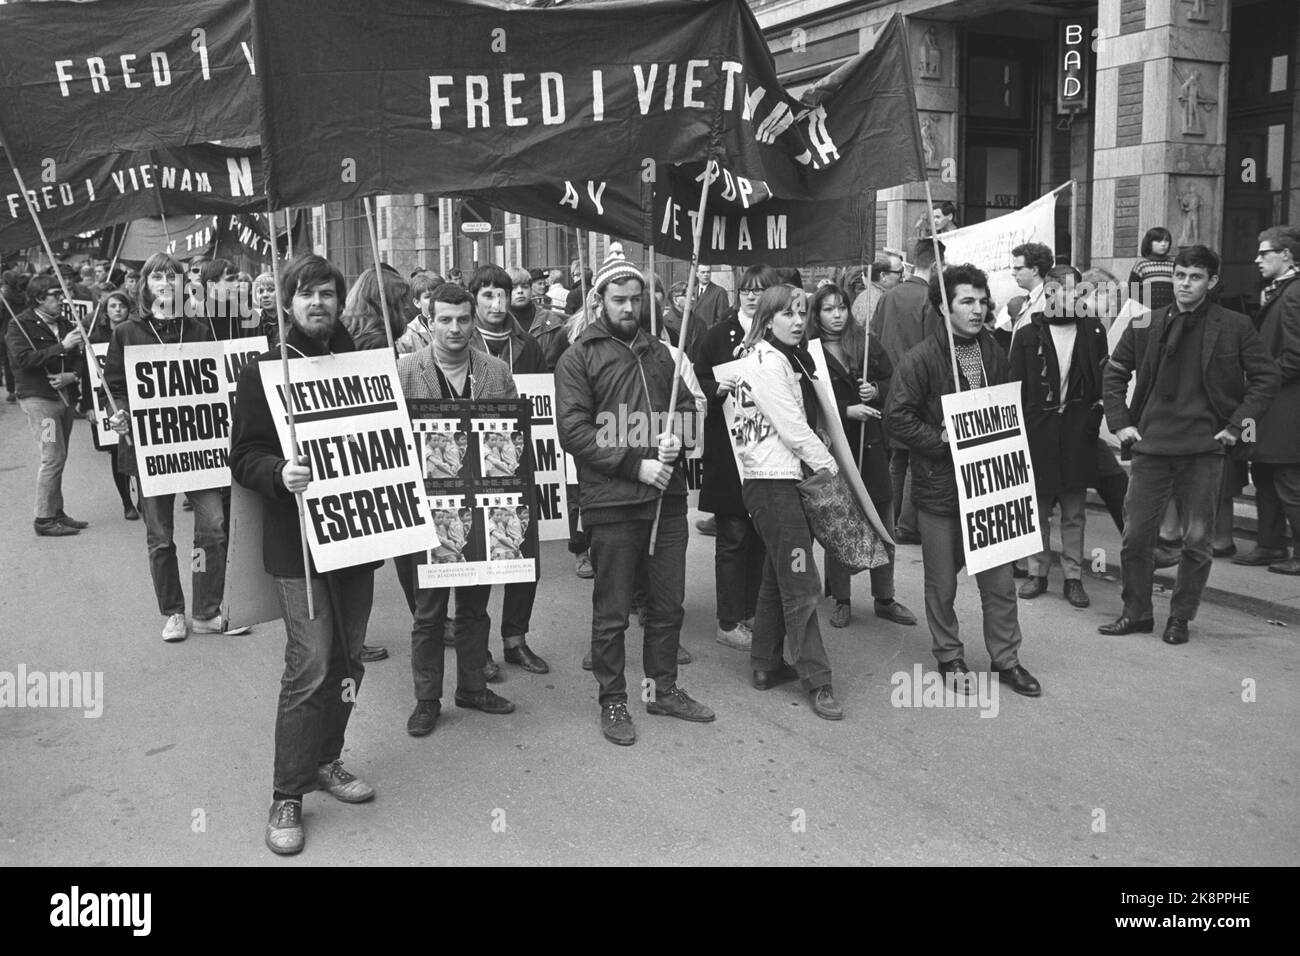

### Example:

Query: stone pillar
xmin=1091 ymin=0 xmax=1229 ymax=284
xmin=875 ymin=17 xmax=959 ymax=260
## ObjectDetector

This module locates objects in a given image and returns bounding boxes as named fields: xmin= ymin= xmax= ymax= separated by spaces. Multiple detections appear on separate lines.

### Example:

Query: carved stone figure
xmin=919 ymin=27 xmax=941 ymax=79
xmin=1177 ymin=185 xmax=1202 ymax=247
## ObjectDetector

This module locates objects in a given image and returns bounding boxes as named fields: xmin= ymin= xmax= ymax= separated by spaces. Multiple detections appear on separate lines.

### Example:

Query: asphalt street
xmin=1 ymin=398 xmax=1296 ymax=866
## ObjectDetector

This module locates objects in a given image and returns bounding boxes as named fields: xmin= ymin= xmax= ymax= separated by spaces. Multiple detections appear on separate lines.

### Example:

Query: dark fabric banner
xmin=253 ymin=0 xmax=811 ymax=205
xmin=0 ymin=144 xmax=264 ymax=249
xmin=0 ymin=0 xmax=257 ymax=168
xmin=462 ymin=16 xmax=918 ymax=265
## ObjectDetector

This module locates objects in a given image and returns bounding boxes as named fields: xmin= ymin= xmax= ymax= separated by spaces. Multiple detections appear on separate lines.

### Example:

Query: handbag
xmin=796 ymin=467 xmax=892 ymax=573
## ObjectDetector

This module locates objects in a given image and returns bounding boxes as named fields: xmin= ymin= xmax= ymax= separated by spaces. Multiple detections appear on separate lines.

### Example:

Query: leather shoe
xmin=601 ymin=702 xmax=636 ymax=745
xmin=34 ymin=518 xmax=78 ymax=537
xmin=504 ymin=642 xmax=549 ymax=674
xmin=874 ymin=599 xmax=917 ymax=625
xmin=1098 ymin=615 xmax=1154 ymax=636
xmin=1011 ymin=562 xmax=1029 ymax=579
xmin=1063 ymin=579 xmax=1090 ymax=608
xmin=752 ymin=663 xmax=798 ymax=690
xmin=938 ymin=658 xmax=974 ymax=695
xmin=56 ymin=510 xmax=88 ymax=529
xmin=265 ymin=799 xmax=304 ymax=855
xmin=1162 ymin=616 xmax=1189 ymax=645
xmin=1232 ymin=546 xmax=1288 ymax=566
xmin=581 ymin=650 xmax=593 ymax=671
xmin=810 ymin=685 xmax=844 ymax=720
xmin=483 ymin=651 xmax=502 ymax=683
xmin=695 ymin=516 xmax=717 ymax=536
xmin=359 ymin=644 xmax=388 ymax=662
xmin=996 ymin=664 xmax=1042 ymax=697
xmin=454 ymin=688 xmax=515 ymax=714
xmin=895 ymin=532 xmax=922 ymax=545
xmin=1018 ymin=575 xmax=1048 ymax=599
xmin=123 ymin=506 xmax=140 ymax=521
xmin=1212 ymin=543 xmax=1237 ymax=558
xmin=830 ymin=602 xmax=851 ymax=628
xmin=646 ymin=685 xmax=715 ymax=722
xmin=1269 ymin=558 xmax=1300 ymax=576
xmin=406 ymin=699 xmax=441 ymax=737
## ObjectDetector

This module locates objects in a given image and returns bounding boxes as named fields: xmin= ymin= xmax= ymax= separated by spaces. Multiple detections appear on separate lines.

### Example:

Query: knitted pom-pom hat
xmin=592 ymin=248 xmax=645 ymax=295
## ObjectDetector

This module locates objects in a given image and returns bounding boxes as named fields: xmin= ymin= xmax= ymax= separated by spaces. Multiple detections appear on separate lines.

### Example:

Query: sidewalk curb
xmin=1093 ymin=562 xmax=1297 ymax=627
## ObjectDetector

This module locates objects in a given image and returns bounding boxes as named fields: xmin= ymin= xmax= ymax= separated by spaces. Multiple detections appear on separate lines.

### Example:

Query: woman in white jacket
xmin=730 ymin=284 xmax=843 ymax=720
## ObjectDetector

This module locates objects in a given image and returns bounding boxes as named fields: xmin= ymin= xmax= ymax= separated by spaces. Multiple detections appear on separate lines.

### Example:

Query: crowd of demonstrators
xmin=843 ymin=248 xmax=904 ymax=329
xmin=84 ymin=290 xmax=139 ymax=521
xmin=807 ymin=283 xmax=916 ymax=629
xmin=2 ymin=269 xmax=29 ymax=401
xmin=1128 ymin=227 xmax=1176 ymax=314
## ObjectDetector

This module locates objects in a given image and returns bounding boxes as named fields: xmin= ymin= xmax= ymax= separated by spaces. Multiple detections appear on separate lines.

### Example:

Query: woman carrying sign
xmin=105 ymin=252 xmax=228 ymax=643
xmin=731 ymin=284 xmax=844 ymax=721
xmin=807 ymin=284 xmax=916 ymax=630
xmin=85 ymin=291 xmax=139 ymax=521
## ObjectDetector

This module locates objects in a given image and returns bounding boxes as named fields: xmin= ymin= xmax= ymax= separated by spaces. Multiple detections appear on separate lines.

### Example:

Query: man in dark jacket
xmin=872 ymin=238 xmax=944 ymax=544
xmin=1100 ymin=245 xmax=1280 ymax=645
xmin=5 ymin=275 xmax=85 ymax=536
xmin=1237 ymin=226 xmax=1300 ymax=574
xmin=691 ymin=264 xmax=732 ymax=331
xmin=1009 ymin=265 xmax=1108 ymax=608
xmin=884 ymin=264 xmax=1041 ymax=698
xmin=229 ymin=254 xmax=380 ymax=856
xmin=556 ymin=251 xmax=712 ymax=746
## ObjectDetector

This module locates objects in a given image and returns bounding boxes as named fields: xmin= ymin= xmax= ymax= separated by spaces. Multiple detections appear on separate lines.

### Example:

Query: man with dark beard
xmin=556 ymin=251 xmax=712 ymax=746
xmin=230 ymin=254 xmax=380 ymax=855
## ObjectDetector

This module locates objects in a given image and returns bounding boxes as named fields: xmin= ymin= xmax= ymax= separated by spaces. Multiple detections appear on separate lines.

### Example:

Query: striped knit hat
xmin=592 ymin=248 xmax=645 ymax=294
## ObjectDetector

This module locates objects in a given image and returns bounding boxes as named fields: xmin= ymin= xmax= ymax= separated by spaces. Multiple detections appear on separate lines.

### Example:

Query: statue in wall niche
xmin=1175 ymin=66 xmax=1216 ymax=136
xmin=919 ymin=27 xmax=941 ymax=79
xmin=1178 ymin=184 xmax=1203 ymax=247
xmin=920 ymin=114 xmax=940 ymax=168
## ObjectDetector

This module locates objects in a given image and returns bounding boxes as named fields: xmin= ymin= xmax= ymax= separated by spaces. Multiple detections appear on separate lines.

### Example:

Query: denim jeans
xmin=138 ymin=488 xmax=227 ymax=619
xmin=917 ymin=509 xmax=1023 ymax=669
xmin=272 ymin=567 xmax=374 ymax=795
xmin=20 ymin=397 xmax=74 ymax=518
xmin=587 ymin=510 xmax=687 ymax=706
xmin=715 ymin=512 xmax=764 ymax=625
xmin=1121 ymin=452 xmax=1224 ymax=621
xmin=394 ymin=553 xmax=489 ymax=700
xmin=1252 ymin=462 xmax=1300 ymax=552
xmin=743 ymin=479 xmax=832 ymax=692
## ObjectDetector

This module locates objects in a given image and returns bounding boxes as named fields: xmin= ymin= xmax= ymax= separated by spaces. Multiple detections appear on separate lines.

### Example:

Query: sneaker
xmin=55 ymin=510 xmax=88 ymax=529
xmin=646 ymin=685 xmax=716 ymax=722
xmin=830 ymin=602 xmax=851 ymax=628
xmin=715 ymin=622 xmax=752 ymax=651
xmin=316 ymin=760 xmax=375 ymax=803
xmin=359 ymin=644 xmax=389 ymax=662
xmin=600 ymin=701 xmax=636 ymax=745
xmin=192 ymin=614 xmax=225 ymax=634
xmin=407 ymin=699 xmax=441 ymax=737
xmin=810 ymin=685 xmax=844 ymax=720
xmin=161 ymin=613 xmax=188 ymax=642
xmin=265 ymin=799 xmax=304 ymax=855
xmin=575 ymin=552 xmax=594 ymax=579
xmin=34 ymin=517 xmax=78 ymax=537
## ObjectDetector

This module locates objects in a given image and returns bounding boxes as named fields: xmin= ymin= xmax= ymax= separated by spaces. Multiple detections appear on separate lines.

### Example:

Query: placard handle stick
xmin=363 ymin=196 xmax=397 ymax=352
xmin=85 ymin=221 xmax=131 ymax=340
xmin=649 ymin=160 xmax=714 ymax=555
xmin=0 ymin=120 xmax=121 ymax=415
xmin=284 ymin=208 xmax=295 ymax=259
xmin=922 ymin=178 xmax=961 ymax=389
xmin=266 ymin=199 xmax=315 ymax=620
xmin=857 ymin=262 xmax=874 ymax=472
xmin=647 ymin=240 xmax=658 ymax=339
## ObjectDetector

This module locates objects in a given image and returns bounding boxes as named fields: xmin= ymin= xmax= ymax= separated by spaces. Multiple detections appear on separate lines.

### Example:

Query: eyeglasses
xmin=739 ymin=286 xmax=766 ymax=294
xmin=1256 ymin=248 xmax=1284 ymax=259
xmin=151 ymin=271 xmax=180 ymax=280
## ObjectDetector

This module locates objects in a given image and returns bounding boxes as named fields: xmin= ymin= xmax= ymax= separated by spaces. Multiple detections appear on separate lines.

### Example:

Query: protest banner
xmin=936 ymin=186 xmax=1064 ymax=311
xmin=514 ymin=374 xmax=570 ymax=542
xmin=86 ymin=343 xmax=117 ymax=450
xmin=125 ymin=341 xmax=231 ymax=496
xmin=409 ymin=398 xmax=538 ymax=588
xmin=0 ymin=0 xmax=256 ymax=169
xmin=0 ymin=144 xmax=264 ymax=249
xmin=940 ymin=382 xmax=1040 ymax=575
xmin=258 ymin=349 xmax=434 ymax=573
